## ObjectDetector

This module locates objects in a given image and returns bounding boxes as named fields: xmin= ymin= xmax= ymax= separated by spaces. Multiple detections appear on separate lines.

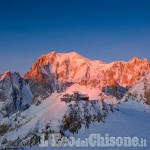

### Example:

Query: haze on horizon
xmin=0 ymin=0 xmax=150 ymax=75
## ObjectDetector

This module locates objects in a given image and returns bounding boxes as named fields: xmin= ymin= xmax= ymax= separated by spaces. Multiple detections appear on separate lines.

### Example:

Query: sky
xmin=0 ymin=0 xmax=150 ymax=75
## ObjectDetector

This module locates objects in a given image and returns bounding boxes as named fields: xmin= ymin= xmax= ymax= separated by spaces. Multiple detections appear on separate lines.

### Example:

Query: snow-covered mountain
xmin=25 ymin=52 xmax=149 ymax=99
xmin=0 ymin=51 xmax=150 ymax=149
xmin=0 ymin=71 xmax=32 ymax=118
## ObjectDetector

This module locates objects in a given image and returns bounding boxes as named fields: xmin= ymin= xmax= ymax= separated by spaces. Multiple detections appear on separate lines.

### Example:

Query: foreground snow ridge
xmin=0 ymin=92 xmax=113 ymax=148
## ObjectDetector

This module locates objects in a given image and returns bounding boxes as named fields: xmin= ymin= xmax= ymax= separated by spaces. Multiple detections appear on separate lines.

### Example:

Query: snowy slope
xmin=0 ymin=91 xmax=112 ymax=148
xmin=70 ymin=102 xmax=150 ymax=150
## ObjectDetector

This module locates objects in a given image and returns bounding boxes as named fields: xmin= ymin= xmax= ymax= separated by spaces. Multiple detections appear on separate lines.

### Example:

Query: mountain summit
xmin=25 ymin=51 xmax=104 ymax=82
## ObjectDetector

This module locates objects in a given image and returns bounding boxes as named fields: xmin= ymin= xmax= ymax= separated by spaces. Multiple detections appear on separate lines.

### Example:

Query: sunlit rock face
xmin=25 ymin=52 xmax=149 ymax=99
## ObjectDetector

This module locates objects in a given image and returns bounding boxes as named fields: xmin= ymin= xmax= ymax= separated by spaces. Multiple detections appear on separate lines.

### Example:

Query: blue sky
xmin=0 ymin=0 xmax=150 ymax=75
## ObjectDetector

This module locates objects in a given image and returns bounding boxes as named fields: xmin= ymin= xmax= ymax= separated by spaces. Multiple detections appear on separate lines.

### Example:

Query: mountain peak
xmin=46 ymin=51 xmax=57 ymax=58
xmin=0 ymin=70 xmax=11 ymax=80
xmin=129 ymin=56 xmax=143 ymax=64
xmin=129 ymin=56 xmax=149 ymax=64
xmin=68 ymin=51 xmax=80 ymax=56
xmin=48 ymin=51 xmax=56 ymax=55
xmin=56 ymin=51 xmax=86 ymax=59
xmin=42 ymin=51 xmax=91 ymax=63
xmin=4 ymin=70 xmax=11 ymax=75
xmin=130 ymin=56 xmax=140 ymax=61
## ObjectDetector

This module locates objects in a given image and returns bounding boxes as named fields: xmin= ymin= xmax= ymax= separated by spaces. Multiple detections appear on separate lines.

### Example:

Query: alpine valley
xmin=0 ymin=51 xmax=150 ymax=150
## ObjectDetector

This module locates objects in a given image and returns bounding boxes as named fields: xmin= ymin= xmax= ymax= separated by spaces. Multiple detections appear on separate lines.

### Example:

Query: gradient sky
xmin=0 ymin=0 xmax=150 ymax=75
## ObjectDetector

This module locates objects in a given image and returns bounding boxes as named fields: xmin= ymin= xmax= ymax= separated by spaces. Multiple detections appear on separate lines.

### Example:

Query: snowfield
xmin=70 ymin=102 xmax=150 ymax=150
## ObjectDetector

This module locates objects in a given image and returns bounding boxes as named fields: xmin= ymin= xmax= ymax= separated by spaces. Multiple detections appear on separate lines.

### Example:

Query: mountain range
xmin=0 ymin=51 xmax=150 ymax=149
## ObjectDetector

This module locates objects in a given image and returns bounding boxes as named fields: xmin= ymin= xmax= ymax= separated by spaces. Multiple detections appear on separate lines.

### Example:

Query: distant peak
xmin=0 ymin=70 xmax=11 ymax=80
xmin=50 ymin=51 xmax=56 ymax=54
xmin=55 ymin=51 xmax=80 ymax=56
xmin=130 ymin=56 xmax=149 ymax=64
xmin=4 ymin=70 xmax=11 ymax=74
xmin=130 ymin=56 xmax=141 ymax=62
xmin=131 ymin=56 xmax=140 ymax=60
xmin=0 ymin=71 xmax=21 ymax=79
xmin=69 ymin=51 xmax=79 ymax=55
xmin=3 ymin=70 xmax=12 ymax=77
xmin=67 ymin=51 xmax=82 ymax=57
xmin=45 ymin=51 xmax=86 ymax=60
xmin=47 ymin=51 xmax=57 ymax=56
xmin=37 ymin=51 xmax=105 ymax=65
xmin=142 ymin=58 xmax=149 ymax=63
